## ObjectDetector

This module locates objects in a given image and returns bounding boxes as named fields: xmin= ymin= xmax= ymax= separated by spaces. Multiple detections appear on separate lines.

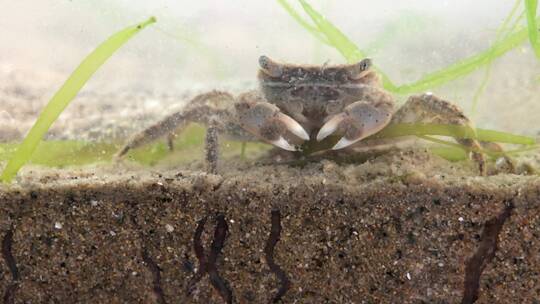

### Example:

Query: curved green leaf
xmin=525 ymin=0 xmax=540 ymax=58
xmin=1 ymin=17 xmax=156 ymax=183
xmin=373 ymin=123 xmax=536 ymax=145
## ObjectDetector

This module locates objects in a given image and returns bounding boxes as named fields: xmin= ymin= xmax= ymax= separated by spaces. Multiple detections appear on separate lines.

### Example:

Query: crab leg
xmin=235 ymin=93 xmax=309 ymax=151
xmin=317 ymin=100 xmax=393 ymax=150
xmin=116 ymin=91 xmax=235 ymax=158
xmin=391 ymin=93 xmax=489 ymax=174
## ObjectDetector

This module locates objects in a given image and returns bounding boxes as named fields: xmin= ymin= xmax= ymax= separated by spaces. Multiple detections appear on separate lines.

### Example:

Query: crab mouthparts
xmin=297 ymin=134 xmax=342 ymax=155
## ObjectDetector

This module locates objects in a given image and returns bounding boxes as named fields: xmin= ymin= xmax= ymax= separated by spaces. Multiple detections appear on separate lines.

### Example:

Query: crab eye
xmin=347 ymin=58 xmax=372 ymax=79
xmin=358 ymin=58 xmax=372 ymax=71
xmin=259 ymin=55 xmax=283 ymax=77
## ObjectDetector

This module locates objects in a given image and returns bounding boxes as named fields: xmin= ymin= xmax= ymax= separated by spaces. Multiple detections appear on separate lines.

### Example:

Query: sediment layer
xmin=1 ymin=150 xmax=539 ymax=303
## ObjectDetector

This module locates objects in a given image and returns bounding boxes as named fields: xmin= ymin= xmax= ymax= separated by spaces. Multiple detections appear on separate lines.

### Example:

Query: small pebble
xmin=165 ymin=224 xmax=174 ymax=233
xmin=54 ymin=222 xmax=63 ymax=230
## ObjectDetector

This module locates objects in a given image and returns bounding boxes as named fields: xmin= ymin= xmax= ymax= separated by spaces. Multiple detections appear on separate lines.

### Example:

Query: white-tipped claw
xmin=270 ymin=136 xmax=297 ymax=151
xmin=316 ymin=113 xmax=346 ymax=141
xmin=332 ymin=137 xmax=359 ymax=150
xmin=278 ymin=113 xmax=310 ymax=140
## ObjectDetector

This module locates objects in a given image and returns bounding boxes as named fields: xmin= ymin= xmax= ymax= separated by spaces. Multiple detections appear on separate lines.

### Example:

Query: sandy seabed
xmin=0 ymin=148 xmax=539 ymax=303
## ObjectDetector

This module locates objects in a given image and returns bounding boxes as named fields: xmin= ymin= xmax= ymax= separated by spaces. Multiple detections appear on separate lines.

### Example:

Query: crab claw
xmin=316 ymin=113 xmax=347 ymax=142
xmin=275 ymin=112 xmax=310 ymax=141
xmin=316 ymin=101 xmax=392 ymax=150
xmin=270 ymin=136 xmax=297 ymax=151
xmin=237 ymin=100 xmax=309 ymax=151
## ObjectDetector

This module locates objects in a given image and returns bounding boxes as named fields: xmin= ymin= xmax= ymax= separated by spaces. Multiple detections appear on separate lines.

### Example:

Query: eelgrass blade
xmin=525 ymin=0 xmax=540 ymax=58
xmin=377 ymin=124 xmax=536 ymax=160
xmin=282 ymin=0 xmax=537 ymax=95
xmin=475 ymin=128 xmax=535 ymax=144
xmin=471 ymin=0 xmax=524 ymax=115
xmin=425 ymin=138 xmax=539 ymax=160
xmin=429 ymin=146 xmax=468 ymax=161
xmin=296 ymin=0 xmax=397 ymax=91
xmin=276 ymin=0 xmax=330 ymax=45
xmin=372 ymin=123 xmax=536 ymax=145
xmin=419 ymin=135 xmax=496 ymax=158
xmin=391 ymin=28 xmax=530 ymax=94
xmin=0 ymin=17 xmax=156 ymax=183
xmin=297 ymin=0 xmax=365 ymax=62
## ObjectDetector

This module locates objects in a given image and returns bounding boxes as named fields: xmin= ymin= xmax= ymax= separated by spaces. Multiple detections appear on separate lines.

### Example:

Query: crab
xmin=116 ymin=56 xmax=493 ymax=174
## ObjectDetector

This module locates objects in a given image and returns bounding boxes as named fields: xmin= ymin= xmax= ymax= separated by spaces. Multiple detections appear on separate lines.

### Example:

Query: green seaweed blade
xmin=298 ymin=0 xmax=364 ymax=62
xmin=276 ymin=0 xmax=330 ymax=44
xmin=525 ymin=0 xmax=540 ymax=58
xmin=373 ymin=123 xmax=535 ymax=145
xmin=394 ymin=29 xmax=528 ymax=94
xmin=0 ymin=17 xmax=156 ymax=183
